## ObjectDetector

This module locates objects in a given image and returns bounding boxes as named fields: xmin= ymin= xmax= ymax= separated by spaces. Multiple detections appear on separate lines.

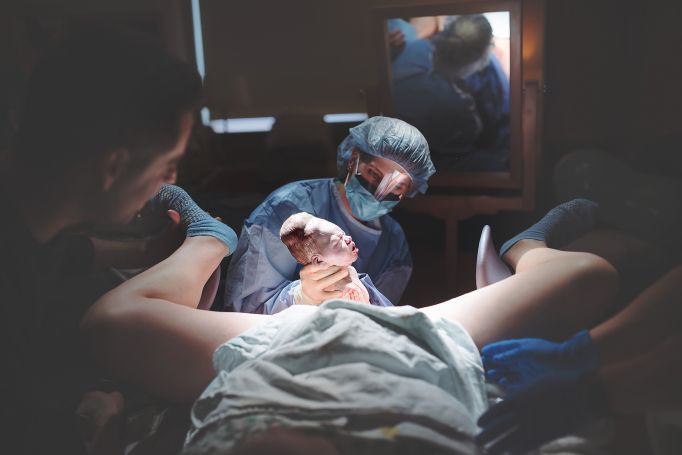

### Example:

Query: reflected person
xmin=391 ymin=14 xmax=509 ymax=171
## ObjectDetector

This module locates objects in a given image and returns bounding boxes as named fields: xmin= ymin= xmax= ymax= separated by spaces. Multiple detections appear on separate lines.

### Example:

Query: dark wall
xmin=3 ymin=0 xmax=680 ymax=205
xmin=543 ymin=0 xmax=682 ymax=180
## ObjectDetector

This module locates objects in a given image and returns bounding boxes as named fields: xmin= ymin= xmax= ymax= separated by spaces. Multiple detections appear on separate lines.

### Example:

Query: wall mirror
xmin=371 ymin=0 xmax=523 ymax=189
xmin=369 ymin=0 xmax=544 ymax=274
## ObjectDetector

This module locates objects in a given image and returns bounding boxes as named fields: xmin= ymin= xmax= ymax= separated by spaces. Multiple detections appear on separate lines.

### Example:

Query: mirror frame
xmin=367 ymin=0 xmax=545 ymax=282
xmin=370 ymin=0 xmax=522 ymax=190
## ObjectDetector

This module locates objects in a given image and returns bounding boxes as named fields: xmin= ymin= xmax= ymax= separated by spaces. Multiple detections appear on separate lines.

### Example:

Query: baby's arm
xmin=342 ymin=266 xmax=370 ymax=304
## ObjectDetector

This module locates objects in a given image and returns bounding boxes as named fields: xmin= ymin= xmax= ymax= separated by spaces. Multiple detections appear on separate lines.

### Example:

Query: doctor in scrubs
xmin=225 ymin=116 xmax=435 ymax=314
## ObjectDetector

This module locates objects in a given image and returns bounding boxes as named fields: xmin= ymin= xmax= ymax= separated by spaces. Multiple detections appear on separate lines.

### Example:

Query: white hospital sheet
xmin=183 ymin=300 xmax=487 ymax=454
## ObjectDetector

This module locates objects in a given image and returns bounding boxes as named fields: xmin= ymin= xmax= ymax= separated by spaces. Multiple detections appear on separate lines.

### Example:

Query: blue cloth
xmin=336 ymin=116 xmax=435 ymax=197
xmin=387 ymin=18 xmax=417 ymax=43
xmin=225 ymin=179 xmax=410 ymax=314
xmin=392 ymin=39 xmax=434 ymax=82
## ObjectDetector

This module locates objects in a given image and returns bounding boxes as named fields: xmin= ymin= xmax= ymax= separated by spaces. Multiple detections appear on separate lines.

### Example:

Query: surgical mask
xmin=345 ymin=174 xmax=400 ymax=222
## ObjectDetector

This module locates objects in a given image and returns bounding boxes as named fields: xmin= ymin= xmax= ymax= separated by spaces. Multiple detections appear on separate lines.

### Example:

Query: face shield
xmin=345 ymin=151 xmax=413 ymax=202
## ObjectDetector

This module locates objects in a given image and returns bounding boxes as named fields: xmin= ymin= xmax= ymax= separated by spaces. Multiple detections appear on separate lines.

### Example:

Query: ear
xmin=100 ymin=148 xmax=130 ymax=191
xmin=311 ymin=255 xmax=326 ymax=266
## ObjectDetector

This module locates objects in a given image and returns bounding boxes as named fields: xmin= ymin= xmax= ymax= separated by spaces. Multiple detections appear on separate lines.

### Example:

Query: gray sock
xmin=154 ymin=184 xmax=238 ymax=255
xmin=499 ymin=198 xmax=599 ymax=257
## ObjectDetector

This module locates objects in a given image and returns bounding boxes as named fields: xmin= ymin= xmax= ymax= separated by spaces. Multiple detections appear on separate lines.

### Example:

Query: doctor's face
xmin=351 ymin=149 xmax=412 ymax=202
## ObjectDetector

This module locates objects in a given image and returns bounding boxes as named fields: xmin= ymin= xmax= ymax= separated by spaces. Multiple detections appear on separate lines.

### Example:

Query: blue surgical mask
xmin=345 ymin=175 xmax=399 ymax=221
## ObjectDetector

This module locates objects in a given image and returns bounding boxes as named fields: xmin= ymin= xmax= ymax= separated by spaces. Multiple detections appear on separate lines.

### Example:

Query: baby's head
xmin=280 ymin=212 xmax=358 ymax=267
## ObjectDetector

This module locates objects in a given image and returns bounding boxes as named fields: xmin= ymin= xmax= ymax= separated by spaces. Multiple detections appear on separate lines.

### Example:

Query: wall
xmin=4 ymin=0 xmax=680 ymax=199
xmin=543 ymin=0 xmax=682 ymax=180
xmin=199 ymin=0 xmax=544 ymax=120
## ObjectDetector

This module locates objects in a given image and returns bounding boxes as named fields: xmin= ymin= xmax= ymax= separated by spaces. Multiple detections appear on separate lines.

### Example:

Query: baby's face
xmin=308 ymin=218 xmax=358 ymax=267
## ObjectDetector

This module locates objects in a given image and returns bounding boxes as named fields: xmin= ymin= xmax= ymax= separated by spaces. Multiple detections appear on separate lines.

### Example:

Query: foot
xmin=554 ymin=149 xmax=682 ymax=247
xmin=154 ymin=184 xmax=238 ymax=255
xmin=476 ymin=225 xmax=512 ymax=288
xmin=499 ymin=198 xmax=599 ymax=258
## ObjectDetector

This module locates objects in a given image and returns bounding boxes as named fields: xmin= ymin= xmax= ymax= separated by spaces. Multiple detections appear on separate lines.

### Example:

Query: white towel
xmin=183 ymin=300 xmax=487 ymax=454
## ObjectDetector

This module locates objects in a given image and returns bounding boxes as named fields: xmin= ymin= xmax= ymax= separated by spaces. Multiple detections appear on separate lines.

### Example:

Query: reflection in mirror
xmin=388 ymin=13 xmax=510 ymax=172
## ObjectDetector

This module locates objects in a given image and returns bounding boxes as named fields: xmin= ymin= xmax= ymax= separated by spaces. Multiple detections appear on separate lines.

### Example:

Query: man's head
xmin=15 ymin=27 xmax=202 ymax=225
xmin=280 ymin=212 xmax=358 ymax=267
xmin=433 ymin=15 xmax=493 ymax=79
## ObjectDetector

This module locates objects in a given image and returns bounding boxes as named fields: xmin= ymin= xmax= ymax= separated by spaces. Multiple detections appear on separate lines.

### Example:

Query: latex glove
xmin=481 ymin=330 xmax=599 ymax=392
xmin=475 ymin=374 xmax=609 ymax=455
xmin=297 ymin=263 xmax=348 ymax=305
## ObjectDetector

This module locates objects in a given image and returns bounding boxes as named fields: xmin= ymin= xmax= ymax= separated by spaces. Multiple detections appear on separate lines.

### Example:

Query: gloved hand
xmin=482 ymin=330 xmax=599 ymax=392
xmin=475 ymin=374 xmax=610 ymax=455
xmin=296 ymin=263 xmax=348 ymax=305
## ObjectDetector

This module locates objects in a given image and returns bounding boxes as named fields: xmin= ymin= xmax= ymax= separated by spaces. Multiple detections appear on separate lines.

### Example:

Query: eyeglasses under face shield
xmin=345 ymin=151 xmax=413 ymax=202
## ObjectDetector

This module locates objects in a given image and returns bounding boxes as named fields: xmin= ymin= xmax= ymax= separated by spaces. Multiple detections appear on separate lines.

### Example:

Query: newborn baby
xmin=280 ymin=212 xmax=370 ymax=304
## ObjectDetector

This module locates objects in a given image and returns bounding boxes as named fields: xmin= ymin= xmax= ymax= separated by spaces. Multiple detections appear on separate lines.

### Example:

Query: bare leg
xmin=422 ymin=245 xmax=618 ymax=347
xmin=591 ymin=264 xmax=682 ymax=366
xmin=81 ymin=236 xmax=270 ymax=404
xmin=564 ymin=227 xmax=674 ymax=306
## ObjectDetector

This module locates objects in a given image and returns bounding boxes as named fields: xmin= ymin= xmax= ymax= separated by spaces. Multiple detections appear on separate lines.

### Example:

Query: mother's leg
xmin=422 ymin=246 xmax=618 ymax=347
xmin=81 ymin=236 xmax=269 ymax=404
xmin=591 ymin=264 xmax=682 ymax=366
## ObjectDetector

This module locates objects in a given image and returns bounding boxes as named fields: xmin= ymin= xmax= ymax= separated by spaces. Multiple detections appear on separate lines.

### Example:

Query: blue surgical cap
xmin=336 ymin=116 xmax=436 ymax=196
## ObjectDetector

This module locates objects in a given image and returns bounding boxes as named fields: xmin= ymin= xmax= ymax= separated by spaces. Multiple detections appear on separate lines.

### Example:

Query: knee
xmin=665 ymin=264 xmax=682 ymax=281
xmin=570 ymin=252 xmax=619 ymax=301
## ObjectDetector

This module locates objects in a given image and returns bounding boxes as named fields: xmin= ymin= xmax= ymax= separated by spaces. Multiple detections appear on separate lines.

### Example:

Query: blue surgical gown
xmin=225 ymin=179 xmax=410 ymax=314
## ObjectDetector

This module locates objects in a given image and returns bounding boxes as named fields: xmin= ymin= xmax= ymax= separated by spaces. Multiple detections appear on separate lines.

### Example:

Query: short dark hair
xmin=433 ymin=15 xmax=492 ymax=76
xmin=15 ymin=27 xmax=202 ymax=174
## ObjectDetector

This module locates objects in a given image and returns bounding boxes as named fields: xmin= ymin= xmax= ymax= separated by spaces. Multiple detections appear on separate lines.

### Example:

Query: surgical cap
xmin=336 ymin=116 xmax=436 ymax=196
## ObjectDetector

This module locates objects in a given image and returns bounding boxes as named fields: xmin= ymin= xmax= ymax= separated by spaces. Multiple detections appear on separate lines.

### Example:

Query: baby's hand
xmin=346 ymin=266 xmax=371 ymax=303
xmin=341 ymin=287 xmax=364 ymax=303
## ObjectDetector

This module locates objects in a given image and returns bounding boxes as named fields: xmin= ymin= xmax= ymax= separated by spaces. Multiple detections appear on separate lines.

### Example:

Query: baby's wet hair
xmin=280 ymin=212 xmax=318 ymax=265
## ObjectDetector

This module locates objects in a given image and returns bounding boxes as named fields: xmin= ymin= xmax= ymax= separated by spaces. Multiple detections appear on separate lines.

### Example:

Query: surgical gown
xmin=224 ymin=179 xmax=411 ymax=314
